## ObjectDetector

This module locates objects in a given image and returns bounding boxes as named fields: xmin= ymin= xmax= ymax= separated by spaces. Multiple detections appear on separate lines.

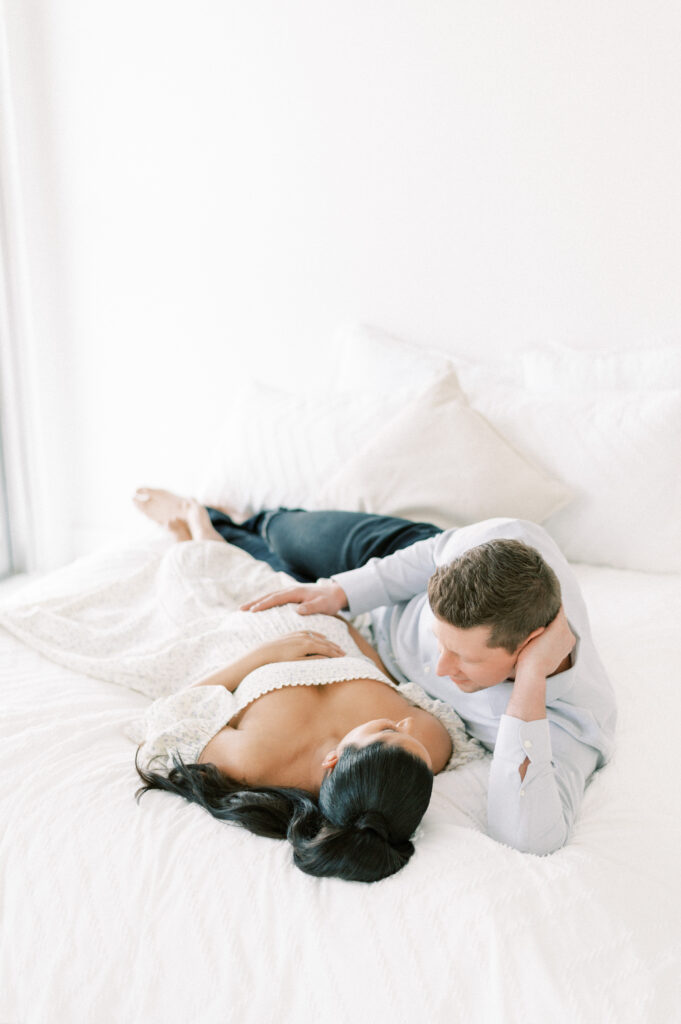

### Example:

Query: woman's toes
xmin=132 ymin=487 xmax=192 ymax=528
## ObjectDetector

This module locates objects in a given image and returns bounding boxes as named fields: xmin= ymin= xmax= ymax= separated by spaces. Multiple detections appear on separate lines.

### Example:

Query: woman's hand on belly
xmin=191 ymin=631 xmax=346 ymax=693
xmin=252 ymin=631 xmax=346 ymax=664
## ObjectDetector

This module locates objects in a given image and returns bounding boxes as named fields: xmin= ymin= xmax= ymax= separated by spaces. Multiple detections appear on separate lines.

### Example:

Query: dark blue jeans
xmin=205 ymin=507 xmax=443 ymax=583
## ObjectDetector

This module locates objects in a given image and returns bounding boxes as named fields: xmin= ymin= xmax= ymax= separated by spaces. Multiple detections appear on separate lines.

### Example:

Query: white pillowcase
xmin=334 ymin=321 xmax=522 ymax=397
xmin=333 ymin=326 xmax=681 ymax=572
xmin=198 ymin=327 xmax=681 ymax=574
xmin=315 ymin=371 xmax=573 ymax=529
xmin=522 ymin=344 xmax=681 ymax=392
xmin=196 ymin=380 xmax=399 ymax=519
xmin=465 ymin=383 xmax=681 ymax=574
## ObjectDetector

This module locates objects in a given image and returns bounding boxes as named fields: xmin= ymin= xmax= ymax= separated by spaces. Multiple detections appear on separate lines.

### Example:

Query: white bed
xmin=2 ymin=330 xmax=680 ymax=1022
xmin=1 ymin=554 xmax=679 ymax=1022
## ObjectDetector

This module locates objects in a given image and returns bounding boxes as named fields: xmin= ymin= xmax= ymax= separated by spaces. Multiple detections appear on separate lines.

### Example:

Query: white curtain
xmin=0 ymin=420 xmax=11 ymax=576
xmin=0 ymin=4 xmax=68 ymax=573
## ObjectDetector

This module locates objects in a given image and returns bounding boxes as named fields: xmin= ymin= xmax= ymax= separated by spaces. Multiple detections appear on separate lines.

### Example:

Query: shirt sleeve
xmin=125 ymin=685 xmax=237 ymax=775
xmin=487 ymin=715 xmax=600 ymax=855
xmin=328 ymin=519 xmax=551 ymax=615
xmin=330 ymin=533 xmax=449 ymax=614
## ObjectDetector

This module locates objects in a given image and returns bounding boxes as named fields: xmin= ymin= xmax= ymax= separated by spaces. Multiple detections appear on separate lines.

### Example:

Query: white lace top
xmin=125 ymin=604 xmax=486 ymax=776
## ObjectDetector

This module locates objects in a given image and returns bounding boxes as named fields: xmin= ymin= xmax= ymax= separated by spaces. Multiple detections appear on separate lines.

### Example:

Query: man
xmin=134 ymin=490 xmax=617 ymax=854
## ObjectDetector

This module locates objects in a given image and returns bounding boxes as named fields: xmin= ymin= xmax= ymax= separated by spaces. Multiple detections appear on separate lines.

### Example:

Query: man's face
xmin=430 ymin=616 xmax=521 ymax=692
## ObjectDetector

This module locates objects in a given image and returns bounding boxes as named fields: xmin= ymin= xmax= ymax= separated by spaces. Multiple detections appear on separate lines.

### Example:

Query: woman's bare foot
xmin=167 ymin=517 xmax=192 ymax=542
xmin=133 ymin=488 xmax=225 ymax=543
xmin=133 ymin=487 xmax=190 ymax=525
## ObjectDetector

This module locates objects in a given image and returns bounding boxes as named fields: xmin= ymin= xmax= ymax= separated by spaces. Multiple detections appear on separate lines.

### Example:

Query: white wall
xmin=3 ymin=1 xmax=680 ymax=566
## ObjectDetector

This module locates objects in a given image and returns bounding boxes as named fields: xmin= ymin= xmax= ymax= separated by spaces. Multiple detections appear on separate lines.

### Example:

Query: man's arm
xmin=487 ymin=607 xmax=595 ymax=854
xmin=331 ymin=516 xmax=571 ymax=617
xmin=331 ymin=533 xmax=444 ymax=614
xmin=487 ymin=717 xmax=599 ymax=854
xmin=241 ymin=518 xmax=555 ymax=618
xmin=240 ymin=532 xmax=448 ymax=616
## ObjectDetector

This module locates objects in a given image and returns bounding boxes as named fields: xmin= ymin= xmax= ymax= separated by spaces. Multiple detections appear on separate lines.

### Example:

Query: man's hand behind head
xmin=514 ymin=606 xmax=576 ymax=679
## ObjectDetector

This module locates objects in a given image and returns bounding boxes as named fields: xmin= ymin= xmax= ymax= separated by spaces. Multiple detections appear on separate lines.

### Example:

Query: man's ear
xmin=514 ymin=627 xmax=545 ymax=656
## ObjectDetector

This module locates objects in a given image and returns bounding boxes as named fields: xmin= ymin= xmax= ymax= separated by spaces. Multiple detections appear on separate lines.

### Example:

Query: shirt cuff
xmin=494 ymin=715 xmax=552 ymax=768
xmin=329 ymin=566 xmax=390 ymax=615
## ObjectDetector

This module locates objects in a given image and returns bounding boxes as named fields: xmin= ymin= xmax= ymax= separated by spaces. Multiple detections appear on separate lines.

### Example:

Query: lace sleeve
xmin=124 ymin=685 xmax=237 ymax=774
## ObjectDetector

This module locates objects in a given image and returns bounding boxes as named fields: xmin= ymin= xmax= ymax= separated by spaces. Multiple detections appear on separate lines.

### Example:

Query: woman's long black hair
xmin=134 ymin=740 xmax=433 ymax=883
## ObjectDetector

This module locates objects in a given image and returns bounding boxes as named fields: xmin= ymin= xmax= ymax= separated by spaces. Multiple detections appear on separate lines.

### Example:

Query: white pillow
xmin=522 ymin=344 xmax=681 ymax=392
xmin=315 ymin=371 xmax=573 ymax=529
xmin=334 ymin=321 xmax=521 ymax=398
xmin=196 ymin=379 xmax=401 ymax=519
xmin=464 ymin=384 xmax=681 ymax=573
xmin=332 ymin=321 xmax=452 ymax=397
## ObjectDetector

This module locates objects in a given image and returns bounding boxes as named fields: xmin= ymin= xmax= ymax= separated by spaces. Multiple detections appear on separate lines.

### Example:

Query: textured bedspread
xmin=1 ymin=538 xmax=679 ymax=1023
xmin=0 ymin=537 xmax=302 ymax=694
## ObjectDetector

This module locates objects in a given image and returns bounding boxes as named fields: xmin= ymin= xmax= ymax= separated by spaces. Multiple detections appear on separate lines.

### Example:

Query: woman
xmin=133 ymin=488 xmax=484 ymax=883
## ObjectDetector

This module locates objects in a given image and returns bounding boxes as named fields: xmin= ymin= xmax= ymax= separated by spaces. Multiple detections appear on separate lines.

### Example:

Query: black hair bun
xmin=354 ymin=810 xmax=390 ymax=841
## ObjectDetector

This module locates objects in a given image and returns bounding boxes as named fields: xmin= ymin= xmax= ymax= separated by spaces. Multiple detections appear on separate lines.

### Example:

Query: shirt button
xmin=424 ymin=665 xmax=431 ymax=674
xmin=519 ymin=789 xmax=526 ymax=798
xmin=523 ymin=740 xmax=533 ymax=750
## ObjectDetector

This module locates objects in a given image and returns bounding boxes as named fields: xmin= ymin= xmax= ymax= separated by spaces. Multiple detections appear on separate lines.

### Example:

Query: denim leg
xmin=257 ymin=508 xmax=443 ymax=580
xmin=205 ymin=507 xmax=310 ymax=582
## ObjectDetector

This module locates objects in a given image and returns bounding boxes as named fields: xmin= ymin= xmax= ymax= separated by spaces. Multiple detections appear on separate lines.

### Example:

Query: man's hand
xmin=239 ymin=581 xmax=349 ymax=616
xmin=515 ymin=606 xmax=576 ymax=679
xmin=506 ymin=607 xmax=576 ymax=729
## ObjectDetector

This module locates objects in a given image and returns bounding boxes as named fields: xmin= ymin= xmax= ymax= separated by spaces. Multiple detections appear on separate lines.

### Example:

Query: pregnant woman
xmin=132 ymin=489 xmax=484 ymax=883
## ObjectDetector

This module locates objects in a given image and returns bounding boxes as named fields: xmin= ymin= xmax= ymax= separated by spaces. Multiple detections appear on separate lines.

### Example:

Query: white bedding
xmin=1 ymin=543 xmax=680 ymax=1023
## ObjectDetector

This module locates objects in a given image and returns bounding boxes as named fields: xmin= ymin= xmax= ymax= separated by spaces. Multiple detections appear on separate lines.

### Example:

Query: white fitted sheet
xmin=1 ymin=550 xmax=679 ymax=1023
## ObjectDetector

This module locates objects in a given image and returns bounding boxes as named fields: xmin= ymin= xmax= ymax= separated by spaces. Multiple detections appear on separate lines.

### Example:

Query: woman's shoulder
xmin=197 ymin=725 xmax=251 ymax=777
xmin=127 ymin=684 xmax=237 ymax=775
xmin=398 ymin=682 xmax=488 ymax=771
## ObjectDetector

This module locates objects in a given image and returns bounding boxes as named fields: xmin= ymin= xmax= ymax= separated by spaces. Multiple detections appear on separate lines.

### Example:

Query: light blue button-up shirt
xmin=331 ymin=518 xmax=617 ymax=855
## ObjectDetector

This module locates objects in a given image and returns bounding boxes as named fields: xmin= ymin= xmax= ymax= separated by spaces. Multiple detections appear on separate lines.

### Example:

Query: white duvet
xmin=1 ymin=537 xmax=680 ymax=1023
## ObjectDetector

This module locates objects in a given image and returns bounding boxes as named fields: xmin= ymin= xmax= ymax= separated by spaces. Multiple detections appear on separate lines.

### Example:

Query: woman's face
xmin=336 ymin=717 xmax=433 ymax=770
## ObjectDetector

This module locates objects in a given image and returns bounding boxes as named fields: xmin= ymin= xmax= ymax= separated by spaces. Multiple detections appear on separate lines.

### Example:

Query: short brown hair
xmin=427 ymin=539 xmax=561 ymax=653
